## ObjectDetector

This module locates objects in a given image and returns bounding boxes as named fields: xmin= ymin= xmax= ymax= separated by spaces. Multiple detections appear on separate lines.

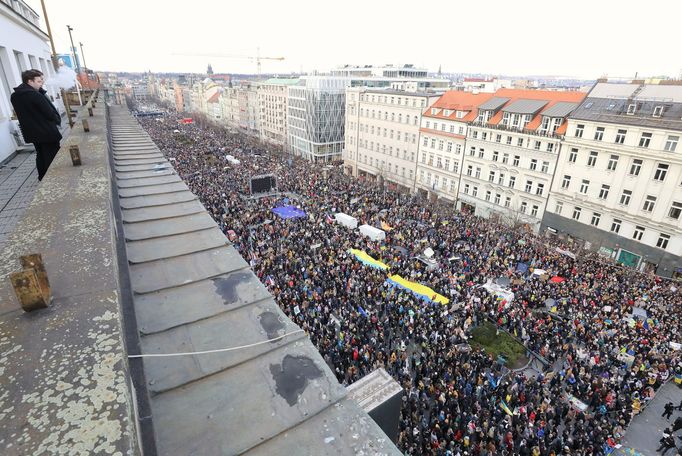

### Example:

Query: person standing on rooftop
xmin=11 ymin=69 xmax=63 ymax=181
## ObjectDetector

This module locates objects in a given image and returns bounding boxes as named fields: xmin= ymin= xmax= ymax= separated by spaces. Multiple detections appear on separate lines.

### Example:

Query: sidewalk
xmin=0 ymin=150 xmax=39 ymax=246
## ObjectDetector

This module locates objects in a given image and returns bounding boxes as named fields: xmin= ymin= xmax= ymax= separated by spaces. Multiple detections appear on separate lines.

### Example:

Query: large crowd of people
xmin=136 ymin=108 xmax=682 ymax=456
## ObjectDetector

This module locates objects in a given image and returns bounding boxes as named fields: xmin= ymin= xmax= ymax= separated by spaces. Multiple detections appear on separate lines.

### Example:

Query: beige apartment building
xmin=257 ymin=78 xmax=298 ymax=147
xmin=343 ymin=88 xmax=439 ymax=192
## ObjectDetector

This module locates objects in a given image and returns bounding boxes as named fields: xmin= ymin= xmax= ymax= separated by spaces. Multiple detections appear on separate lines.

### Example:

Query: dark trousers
xmin=34 ymin=142 xmax=61 ymax=181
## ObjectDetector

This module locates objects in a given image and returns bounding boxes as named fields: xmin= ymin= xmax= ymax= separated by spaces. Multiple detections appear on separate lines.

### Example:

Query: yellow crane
xmin=172 ymin=48 xmax=284 ymax=76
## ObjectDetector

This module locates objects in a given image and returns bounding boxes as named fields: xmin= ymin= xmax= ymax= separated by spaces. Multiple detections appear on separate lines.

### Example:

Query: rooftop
xmin=422 ymin=91 xmax=497 ymax=122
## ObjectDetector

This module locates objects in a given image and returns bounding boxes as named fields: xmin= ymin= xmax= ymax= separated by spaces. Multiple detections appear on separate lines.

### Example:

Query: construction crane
xmin=172 ymin=48 xmax=284 ymax=76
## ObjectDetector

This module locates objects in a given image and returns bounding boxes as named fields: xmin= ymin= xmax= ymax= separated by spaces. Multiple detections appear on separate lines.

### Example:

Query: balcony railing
xmin=2 ymin=0 xmax=41 ymax=28
xmin=470 ymin=121 xmax=564 ymax=140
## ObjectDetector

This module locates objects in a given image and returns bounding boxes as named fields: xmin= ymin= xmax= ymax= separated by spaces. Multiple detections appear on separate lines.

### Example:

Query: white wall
xmin=1 ymin=7 xmax=58 ymax=162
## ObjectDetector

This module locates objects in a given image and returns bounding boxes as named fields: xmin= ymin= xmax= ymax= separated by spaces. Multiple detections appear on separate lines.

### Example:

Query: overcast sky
xmin=26 ymin=0 xmax=682 ymax=79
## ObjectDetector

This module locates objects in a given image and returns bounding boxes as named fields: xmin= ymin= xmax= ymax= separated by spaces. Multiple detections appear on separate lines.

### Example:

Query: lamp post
xmin=66 ymin=25 xmax=80 ymax=74
xmin=39 ymin=0 xmax=73 ymax=127
xmin=79 ymin=42 xmax=87 ymax=71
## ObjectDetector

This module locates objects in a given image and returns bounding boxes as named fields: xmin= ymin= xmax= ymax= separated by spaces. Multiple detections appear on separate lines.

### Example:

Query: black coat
xmin=10 ymin=83 xmax=62 ymax=144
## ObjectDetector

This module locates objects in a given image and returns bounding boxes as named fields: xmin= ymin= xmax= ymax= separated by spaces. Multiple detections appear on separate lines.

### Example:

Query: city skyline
xmin=26 ymin=0 xmax=682 ymax=79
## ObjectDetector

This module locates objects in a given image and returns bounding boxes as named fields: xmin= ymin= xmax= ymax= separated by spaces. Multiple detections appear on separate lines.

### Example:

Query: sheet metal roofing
xmin=569 ymin=83 xmax=682 ymax=131
xmin=501 ymin=99 xmax=549 ymax=115
xmin=477 ymin=96 xmax=511 ymax=112
xmin=108 ymin=106 xmax=400 ymax=455
xmin=540 ymin=101 xmax=580 ymax=118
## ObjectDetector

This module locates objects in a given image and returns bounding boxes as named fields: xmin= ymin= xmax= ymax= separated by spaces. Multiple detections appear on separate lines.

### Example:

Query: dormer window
xmin=653 ymin=105 xmax=664 ymax=117
xmin=540 ymin=116 xmax=550 ymax=133
xmin=501 ymin=112 xmax=510 ymax=126
xmin=431 ymin=108 xmax=439 ymax=115
xmin=627 ymin=104 xmax=637 ymax=115
xmin=456 ymin=111 xmax=466 ymax=119
xmin=443 ymin=109 xmax=452 ymax=117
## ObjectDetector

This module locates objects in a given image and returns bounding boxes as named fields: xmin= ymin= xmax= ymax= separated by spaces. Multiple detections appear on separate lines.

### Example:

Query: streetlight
xmin=79 ymin=42 xmax=87 ymax=70
xmin=66 ymin=25 xmax=80 ymax=74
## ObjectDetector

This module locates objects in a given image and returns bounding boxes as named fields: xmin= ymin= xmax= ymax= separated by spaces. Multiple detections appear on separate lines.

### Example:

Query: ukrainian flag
xmin=385 ymin=275 xmax=449 ymax=305
xmin=348 ymin=249 xmax=389 ymax=270
xmin=500 ymin=400 xmax=513 ymax=416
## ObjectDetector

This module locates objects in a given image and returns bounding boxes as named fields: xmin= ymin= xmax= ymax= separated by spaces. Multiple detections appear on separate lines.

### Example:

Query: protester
xmin=11 ymin=69 xmax=62 ymax=180
xmin=137 ymin=107 xmax=682 ymax=456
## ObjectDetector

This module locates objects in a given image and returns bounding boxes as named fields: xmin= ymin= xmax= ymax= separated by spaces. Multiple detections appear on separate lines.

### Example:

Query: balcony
xmin=470 ymin=121 xmax=564 ymax=140
xmin=2 ymin=0 xmax=42 ymax=28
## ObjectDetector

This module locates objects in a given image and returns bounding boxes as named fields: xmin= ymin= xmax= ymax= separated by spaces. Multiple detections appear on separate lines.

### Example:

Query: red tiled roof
xmin=486 ymin=89 xmax=587 ymax=132
xmin=423 ymin=91 xmax=496 ymax=122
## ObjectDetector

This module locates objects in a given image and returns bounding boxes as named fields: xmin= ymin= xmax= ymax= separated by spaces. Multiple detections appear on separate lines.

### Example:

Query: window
xmin=610 ymin=219 xmax=621 ymax=234
xmin=513 ymin=155 xmax=520 ymax=167
xmin=615 ymin=129 xmax=627 ymax=144
xmin=431 ymin=139 xmax=436 ymax=148
xmin=534 ymin=140 xmax=541 ymax=150
xmin=488 ymin=171 xmax=495 ymax=182
xmin=627 ymin=104 xmax=637 ymax=115
xmin=421 ymin=153 xmax=426 ymax=164
xmin=536 ymin=183 xmax=544 ymax=196
xmin=492 ymin=151 xmax=499 ymax=162
xmin=561 ymin=175 xmax=571 ymax=189
xmin=447 ymin=142 xmax=453 ymax=152
xmin=642 ymin=195 xmax=656 ymax=212
xmin=639 ymin=132 xmax=652 ymax=148
xmin=530 ymin=159 xmax=537 ymax=171
xmin=469 ymin=146 xmax=476 ymax=156
xmin=438 ymin=140 xmax=444 ymax=150
xmin=425 ymin=121 xmax=431 ymax=129
xmin=653 ymin=106 xmax=664 ymax=117
xmin=464 ymin=184 xmax=470 ymax=194
xmin=575 ymin=124 xmax=584 ymax=138
xmin=502 ymin=153 xmax=509 ymax=164
xmin=531 ymin=205 xmax=539 ymax=217
xmin=437 ymin=156 xmax=443 ymax=168
xmin=590 ymin=212 xmax=601 ymax=226
xmin=453 ymin=161 xmax=459 ymax=173
xmin=547 ymin=143 xmax=554 ymax=153
xmin=654 ymin=163 xmax=669 ymax=181
xmin=525 ymin=180 xmax=533 ymax=193
xmin=506 ymin=136 xmax=512 ymax=145
xmin=599 ymin=184 xmax=610 ymax=200
xmin=472 ymin=186 xmax=478 ymax=197
xmin=669 ymin=202 xmax=682 ymax=220
xmin=664 ymin=135 xmax=679 ymax=152
xmin=657 ymin=233 xmax=670 ymax=250
xmin=518 ymin=138 xmax=524 ymax=147
xmin=498 ymin=173 xmax=505 ymax=185
xmin=587 ymin=151 xmax=598 ymax=167
xmin=579 ymin=179 xmax=589 ymax=194
xmin=485 ymin=190 xmax=491 ymax=201
xmin=509 ymin=176 xmax=516 ymax=188
xmin=475 ymin=167 xmax=481 ymax=179
xmin=541 ymin=161 xmax=549 ymax=173
xmin=572 ymin=207 xmax=581 ymax=220
xmin=629 ymin=159 xmax=642 ymax=176
xmin=466 ymin=165 xmax=473 ymax=176
xmin=607 ymin=155 xmax=619 ymax=171
xmin=620 ymin=190 xmax=632 ymax=206
xmin=472 ymin=130 xmax=478 ymax=139
xmin=495 ymin=134 xmax=502 ymax=143
xmin=555 ymin=201 xmax=563 ymax=214
xmin=481 ymin=131 xmax=487 ymax=139
xmin=633 ymin=226 xmax=645 ymax=241
xmin=444 ymin=158 xmax=450 ymax=170
xmin=505 ymin=197 xmax=511 ymax=207
xmin=456 ymin=144 xmax=462 ymax=154
xmin=568 ymin=148 xmax=578 ymax=163
xmin=594 ymin=127 xmax=605 ymax=141
xmin=520 ymin=202 xmax=527 ymax=213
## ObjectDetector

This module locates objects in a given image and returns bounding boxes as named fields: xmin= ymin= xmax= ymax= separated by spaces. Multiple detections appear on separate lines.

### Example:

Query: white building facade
xmin=257 ymin=78 xmax=298 ymax=147
xmin=1 ymin=0 xmax=63 ymax=162
xmin=543 ymin=82 xmax=682 ymax=277
xmin=458 ymin=89 xmax=586 ymax=232
xmin=287 ymin=76 xmax=349 ymax=163
xmin=415 ymin=91 xmax=496 ymax=202
xmin=343 ymin=88 xmax=438 ymax=192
